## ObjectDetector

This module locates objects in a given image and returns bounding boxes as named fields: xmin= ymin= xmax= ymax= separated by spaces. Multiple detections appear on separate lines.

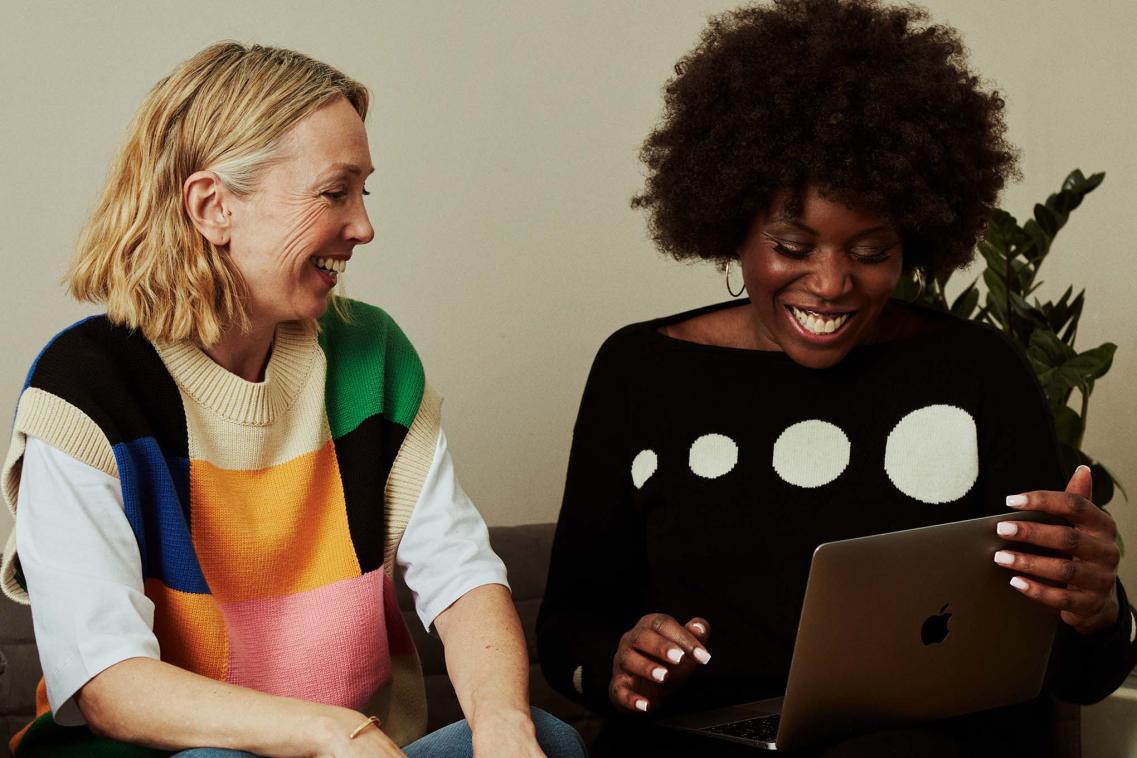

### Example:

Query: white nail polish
xmin=1010 ymin=577 xmax=1030 ymax=591
xmin=635 ymin=699 xmax=649 ymax=712
xmin=694 ymin=648 xmax=712 ymax=664
xmin=690 ymin=622 xmax=707 ymax=635
xmin=1006 ymin=495 xmax=1029 ymax=508
xmin=652 ymin=667 xmax=667 ymax=682
xmin=666 ymin=648 xmax=684 ymax=664
xmin=993 ymin=550 xmax=1015 ymax=566
xmin=996 ymin=521 xmax=1018 ymax=537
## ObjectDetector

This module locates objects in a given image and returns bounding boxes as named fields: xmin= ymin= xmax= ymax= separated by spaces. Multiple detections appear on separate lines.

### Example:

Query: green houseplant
xmin=894 ymin=169 xmax=1125 ymax=510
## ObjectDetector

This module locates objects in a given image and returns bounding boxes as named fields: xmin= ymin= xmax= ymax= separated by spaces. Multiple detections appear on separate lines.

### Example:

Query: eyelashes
xmin=322 ymin=187 xmax=371 ymax=201
xmin=771 ymin=240 xmax=895 ymax=265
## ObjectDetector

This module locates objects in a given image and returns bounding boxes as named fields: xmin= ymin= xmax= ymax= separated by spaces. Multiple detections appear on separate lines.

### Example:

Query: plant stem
xmin=1078 ymin=385 xmax=1089 ymax=450
xmin=1004 ymin=256 xmax=1013 ymax=337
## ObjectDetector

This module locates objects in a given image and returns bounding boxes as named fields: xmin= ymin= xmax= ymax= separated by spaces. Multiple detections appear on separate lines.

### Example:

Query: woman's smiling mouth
xmin=786 ymin=304 xmax=856 ymax=337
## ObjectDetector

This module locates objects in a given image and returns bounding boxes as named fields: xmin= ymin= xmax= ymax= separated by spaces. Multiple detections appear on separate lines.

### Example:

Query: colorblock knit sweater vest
xmin=1 ymin=299 xmax=436 ymax=757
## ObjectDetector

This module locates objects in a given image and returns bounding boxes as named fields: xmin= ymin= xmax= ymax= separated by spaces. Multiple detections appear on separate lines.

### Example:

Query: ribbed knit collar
xmin=154 ymin=320 xmax=318 ymax=426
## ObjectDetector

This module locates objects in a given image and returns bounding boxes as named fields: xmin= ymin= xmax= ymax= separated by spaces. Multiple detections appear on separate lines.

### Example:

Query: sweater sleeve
xmin=537 ymin=330 xmax=650 ymax=715
xmin=15 ymin=437 xmax=160 ymax=726
xmin=972 ymin=325 xmax=1137 ymax=702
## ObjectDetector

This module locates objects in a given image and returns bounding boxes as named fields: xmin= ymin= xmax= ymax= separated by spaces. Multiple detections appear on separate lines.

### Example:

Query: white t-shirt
xmin=15 ymin=425 xmax=508 ymax=725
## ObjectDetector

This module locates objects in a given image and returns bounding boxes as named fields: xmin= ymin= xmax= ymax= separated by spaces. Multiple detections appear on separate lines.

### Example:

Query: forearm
xmin=434 ymin=583 xmax=531 ymax=727
xmin=78 ymin=657 xmax=363 ymax=756
xmin=1048 ymin=580 xmax=1137 ymax=704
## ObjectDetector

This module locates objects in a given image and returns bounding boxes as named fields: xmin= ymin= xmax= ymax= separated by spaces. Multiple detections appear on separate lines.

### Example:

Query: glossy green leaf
xmin=950 ymin=281 xmax=980 ymax=318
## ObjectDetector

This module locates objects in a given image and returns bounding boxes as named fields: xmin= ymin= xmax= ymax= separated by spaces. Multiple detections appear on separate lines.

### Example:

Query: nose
xmin=346 ymin=199 xmax=374 ymax=245
xmin=806 ymin=249 xmax=853 ymax=301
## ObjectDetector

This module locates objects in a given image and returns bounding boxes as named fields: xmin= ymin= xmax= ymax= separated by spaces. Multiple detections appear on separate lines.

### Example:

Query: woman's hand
xmin=609 ymin=614 xmax=711 ymax=713
xmin=471 ymin=707 xmax=547 ymax=758
xmin=994 ymin=465 xmax=1121 ymax=634
xmin=311 ymin=708 xmax=408 ymax=758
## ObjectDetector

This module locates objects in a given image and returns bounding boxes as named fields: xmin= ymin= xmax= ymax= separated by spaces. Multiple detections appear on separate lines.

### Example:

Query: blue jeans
xmin=171 ymin=707 xmax=587 ymax=757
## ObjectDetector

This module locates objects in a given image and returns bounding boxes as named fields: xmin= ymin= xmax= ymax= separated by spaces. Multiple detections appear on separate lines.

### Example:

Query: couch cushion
xmin=0 ymin=601 xmax=38 ymax=758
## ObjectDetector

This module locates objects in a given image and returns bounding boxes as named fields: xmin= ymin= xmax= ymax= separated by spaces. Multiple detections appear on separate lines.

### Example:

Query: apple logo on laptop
xmin=921 ymin=603 xmax=952 ymax=645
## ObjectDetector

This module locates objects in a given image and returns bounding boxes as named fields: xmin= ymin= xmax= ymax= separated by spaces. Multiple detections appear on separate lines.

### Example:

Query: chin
xmin=786 ymin=346 xmax=852 ymax=370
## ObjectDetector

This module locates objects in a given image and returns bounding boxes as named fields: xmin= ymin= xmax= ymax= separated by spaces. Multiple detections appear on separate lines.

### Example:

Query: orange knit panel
xmin=146 ymin=578 xmax=229 ymax=681
xmin=189 ymin=441 xmax=361 ymax=602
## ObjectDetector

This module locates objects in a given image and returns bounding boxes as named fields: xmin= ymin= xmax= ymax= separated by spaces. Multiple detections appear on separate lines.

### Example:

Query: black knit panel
xmin=333 ymin=414 xmax=407 ymax=573
xmin=26 ymin=317 xmax=188 ymax=456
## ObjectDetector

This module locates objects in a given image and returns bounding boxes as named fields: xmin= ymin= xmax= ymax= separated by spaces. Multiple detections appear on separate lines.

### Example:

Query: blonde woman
xmin=1 ymin=43 xmax=585 ymax=758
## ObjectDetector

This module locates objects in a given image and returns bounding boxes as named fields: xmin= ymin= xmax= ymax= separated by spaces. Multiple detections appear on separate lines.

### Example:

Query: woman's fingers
xmin=686 ymin=617 xmax=711 ymax=643
xmin=636 ymin=613 xmax=712 ymax=664
xmin=609 ymin=669 xmax=657 ymax=712
xmin=1005 ymin=491 xmax=1114 ymax=538
xmin=615 ymin=645 xmax=671 ymax=684
xmin=1006 ymin=575 xmax=1109 ymax=618
xmin=995 ymin=519 xmax=1120 ymax=566
xmin=609 ymin=613 xmax=712 ymax=713
xmin=994 ymin=550 xmax=1116 ymax=591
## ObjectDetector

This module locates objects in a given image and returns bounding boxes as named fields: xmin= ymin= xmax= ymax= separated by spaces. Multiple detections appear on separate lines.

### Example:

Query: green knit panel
xmin=318 ymin=299 xmax=424 ymax=438
xmin=14 ymin=714 xmax=169 ymax=757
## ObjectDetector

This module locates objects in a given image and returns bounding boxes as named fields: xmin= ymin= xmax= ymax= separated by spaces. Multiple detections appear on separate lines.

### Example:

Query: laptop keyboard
xmin=703 ymin=714 xmax=781 ymax=743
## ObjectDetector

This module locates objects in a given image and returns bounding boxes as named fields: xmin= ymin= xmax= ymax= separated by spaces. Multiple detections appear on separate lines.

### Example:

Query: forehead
xmin=277 ymin=97 xmax=373 ymax=177
xmin=766 ymin=188 xmax=893 ymax=235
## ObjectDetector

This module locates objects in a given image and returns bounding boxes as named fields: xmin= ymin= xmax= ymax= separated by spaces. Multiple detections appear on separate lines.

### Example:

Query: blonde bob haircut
xmin=68 ymin=42 xmax=369 ymax=347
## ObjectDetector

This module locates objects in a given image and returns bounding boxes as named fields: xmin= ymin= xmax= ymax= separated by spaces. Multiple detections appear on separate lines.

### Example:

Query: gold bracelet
xmin=349 ymin=715 xmax=382 ymax=740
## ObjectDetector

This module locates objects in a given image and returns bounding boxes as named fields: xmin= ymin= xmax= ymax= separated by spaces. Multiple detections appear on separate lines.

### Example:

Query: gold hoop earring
xmin=905 ymin=267 xmax=926 ymax=303
xmin=726 ymin=261 xmax=746 ymax=298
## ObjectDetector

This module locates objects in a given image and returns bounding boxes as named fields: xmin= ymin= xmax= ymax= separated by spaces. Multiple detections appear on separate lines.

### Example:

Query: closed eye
xmin=772 ymin=242 xmax=811 ymax=259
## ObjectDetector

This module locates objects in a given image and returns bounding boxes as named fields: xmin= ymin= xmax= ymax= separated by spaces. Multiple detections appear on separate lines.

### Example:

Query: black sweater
xmin=537 ymin=300 xmax=1136 ymax=754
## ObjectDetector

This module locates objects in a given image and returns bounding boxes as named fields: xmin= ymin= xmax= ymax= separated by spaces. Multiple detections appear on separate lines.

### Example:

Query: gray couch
xmin=0 ymin=523 xmax=1080 ymax=757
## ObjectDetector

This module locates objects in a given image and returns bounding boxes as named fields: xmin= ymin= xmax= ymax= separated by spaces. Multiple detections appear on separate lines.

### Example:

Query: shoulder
xmin=593 ymin=301 xmax=746 ymax=362
xmin=22 ymin=316 xmax=172 ymax=414
xmin=318 ymin=298 xmax=425 ymax=432
xmin=26 ymin=316 xmax=157 ymax=387
xmin=318 ymin=298 xmax=422 ymax=371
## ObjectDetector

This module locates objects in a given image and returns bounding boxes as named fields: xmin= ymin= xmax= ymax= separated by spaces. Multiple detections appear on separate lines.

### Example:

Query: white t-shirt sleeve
xmin=14 ymin=436 xmax=160 ymax=726
xmin=396 ymin=425 xmax=509 ymax=632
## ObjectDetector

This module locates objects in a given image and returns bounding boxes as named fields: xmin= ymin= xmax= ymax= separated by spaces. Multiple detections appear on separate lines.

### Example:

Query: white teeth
xmin=312 ymin=257 xmax=348 ymax=274
xmin=790 ymin=306 xmax=851 ymax=335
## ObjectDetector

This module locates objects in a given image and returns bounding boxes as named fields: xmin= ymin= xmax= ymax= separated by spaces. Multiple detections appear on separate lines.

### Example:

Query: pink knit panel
xmin=220 ymin=569 xmax=390 ymax=708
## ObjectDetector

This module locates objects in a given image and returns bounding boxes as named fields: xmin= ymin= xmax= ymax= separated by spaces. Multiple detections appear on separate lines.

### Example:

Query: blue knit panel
xmin=114 ymin=437 xmax=209 ymax=594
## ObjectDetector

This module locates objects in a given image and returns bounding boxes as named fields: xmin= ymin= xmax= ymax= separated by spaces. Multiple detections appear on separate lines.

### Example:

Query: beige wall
xmin=2 ymin=1 xmax=1134 ymax=594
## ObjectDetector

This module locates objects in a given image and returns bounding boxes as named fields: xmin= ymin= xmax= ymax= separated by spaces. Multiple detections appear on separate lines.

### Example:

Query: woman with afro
xmin=537 ymin=1 xmax=1137 ymax=755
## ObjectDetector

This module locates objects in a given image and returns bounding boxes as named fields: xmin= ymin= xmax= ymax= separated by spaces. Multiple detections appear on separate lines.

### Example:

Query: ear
xmin=183 ymin=170 xmax=232 ymax=246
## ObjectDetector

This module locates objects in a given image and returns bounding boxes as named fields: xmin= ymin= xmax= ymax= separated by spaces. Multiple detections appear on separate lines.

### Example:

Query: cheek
xmin=741 ymin=251 xmax=798 ymax=297
xmin=276 ymin=203 xmax=334 ymax=261
xmin=864 ymin=262 xmax=904 ymax=300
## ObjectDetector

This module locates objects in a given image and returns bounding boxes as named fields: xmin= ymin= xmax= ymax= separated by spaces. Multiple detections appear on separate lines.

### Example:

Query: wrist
xmin=469 ymin=701 xmax=535 ymax=734
xmin=303 ymin=706 xmax=365 ymax=756
xmin=1070 ymin=587 xmax=1121 ymax=636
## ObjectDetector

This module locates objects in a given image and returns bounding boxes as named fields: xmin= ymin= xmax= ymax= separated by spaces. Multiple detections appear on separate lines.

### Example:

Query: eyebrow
xmin=321 ymin=162 xmax=375 ymax=178
xmin=768 ymin=212 xmax=892 ymax=241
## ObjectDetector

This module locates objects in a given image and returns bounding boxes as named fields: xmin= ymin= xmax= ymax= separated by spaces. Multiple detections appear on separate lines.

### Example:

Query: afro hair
xmin=632 ymin=0 xmax=1019 ymax=278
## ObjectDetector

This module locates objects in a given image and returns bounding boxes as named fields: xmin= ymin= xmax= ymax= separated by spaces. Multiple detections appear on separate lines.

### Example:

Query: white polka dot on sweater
xmin=631 ymin=449 xmax=658 ymax=489
xmin=688 ymin=433 xmax=738 ymax=479
xmin=772 ymin=420 xmax=850 ymax=488
xmin=885 ymin=404 xmax=978 ymax=504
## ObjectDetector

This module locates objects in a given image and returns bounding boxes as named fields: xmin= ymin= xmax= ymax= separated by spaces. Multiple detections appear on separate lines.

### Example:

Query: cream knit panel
xmin=2 ymin=388 xmax=115 ymax=603
xmin=382 ymin=384 xmax=443 ymax=576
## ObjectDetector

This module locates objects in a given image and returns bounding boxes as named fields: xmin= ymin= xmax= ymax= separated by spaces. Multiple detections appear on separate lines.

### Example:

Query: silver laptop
xmin=662 ymin=511 xmax=1060 ymax=751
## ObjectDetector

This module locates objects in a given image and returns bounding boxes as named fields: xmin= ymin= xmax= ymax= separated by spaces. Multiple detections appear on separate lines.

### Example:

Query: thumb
xmin=1065 ymin=464 xmax=1093 ymax=501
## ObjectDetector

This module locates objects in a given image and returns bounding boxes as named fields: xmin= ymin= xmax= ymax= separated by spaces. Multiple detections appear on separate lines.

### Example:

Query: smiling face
xmin=225 ymin=96 xmax=375 ymax=326
xmin=739 ymin=187 xmax=904 ymax=369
